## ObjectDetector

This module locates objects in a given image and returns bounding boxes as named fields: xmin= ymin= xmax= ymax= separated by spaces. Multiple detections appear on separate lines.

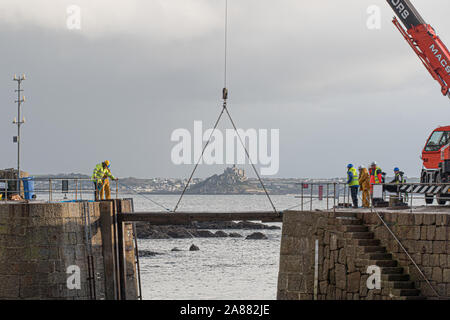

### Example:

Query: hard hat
xmin=358 ymin=165 xmax=365 ymax=170
xmin=104 ymin=160 xmax=110 ymax=167
xmin=394 ymin=167 xmax=399 ymax=172
xmin=371 ymin=161 xmax=377 ymax=166
xmin=347 ymin=164 xmax=353 ymax=168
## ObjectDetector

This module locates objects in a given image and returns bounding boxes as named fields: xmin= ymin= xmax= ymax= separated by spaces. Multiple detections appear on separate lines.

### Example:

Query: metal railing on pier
xmin=0 ymin=177 xmax=120 ymax=202
xmin=286 ymin=182 xmax=350 ymax=212
xmin=283 ymin=181 xmax=450 ymax=213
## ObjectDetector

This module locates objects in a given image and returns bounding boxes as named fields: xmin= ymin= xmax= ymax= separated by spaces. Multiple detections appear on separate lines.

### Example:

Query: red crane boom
xmin=387 ymin=0 xmax=450 ymax=98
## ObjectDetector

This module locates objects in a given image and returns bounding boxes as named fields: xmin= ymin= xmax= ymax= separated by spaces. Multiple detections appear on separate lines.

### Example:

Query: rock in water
xmin=194 ymin=230 xmax=216 ymax=238
xmin=237 ymin=221 xmax=280 ymax=230
xmin=138 ymin=250 xmax=161 ymax=257
xmin=167 ymin=227 xmax=194 ymax=239
xmin=245 ymin=232 xmax=268 ymax=240
xmin=193 ymin=220 xmax=281 ymax=230
xmin=214 ymin=231 xmax=228 ymax=237
xmin=228 ymin=232 xmax=243 ymax=238
xmin=171 ymin=247 xmax=181 ymax=252
xmin=189 ymin=244 xmax=200 ymax=251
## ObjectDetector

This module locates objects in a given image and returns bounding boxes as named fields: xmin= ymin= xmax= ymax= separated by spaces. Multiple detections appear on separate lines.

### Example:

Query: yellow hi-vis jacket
xmin=91 ymin=163 xmax=115 ymax=184
xmin=347 ymin=167 xmax=359 ymax=187
xmin=394 ymin=172 xmax=405 ymax=184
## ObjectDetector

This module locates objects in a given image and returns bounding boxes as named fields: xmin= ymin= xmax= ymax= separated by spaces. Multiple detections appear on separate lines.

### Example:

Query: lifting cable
xmin=173 ymin=107 xmax=226 ymax=212
xmin=174 ymin=0 xmax=278 ymax=214
xmin=121 ymin=182 xmax=172 ymax=212
xmin=223 ymin=105 xmax=277 ymax=213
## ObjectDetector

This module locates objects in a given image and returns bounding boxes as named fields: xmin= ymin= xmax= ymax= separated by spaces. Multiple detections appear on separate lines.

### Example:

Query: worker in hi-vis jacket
xmin=358 ymin=165 xmax=370 ymax=208
xmin=391 ymin=167 xmax=406 ymax=184
xmin=347 ymin=164 xmax=359 ymax=208
xmin=91 ymin=160 xmax=117 ymax=200
xmin=390 ymin=167 xmax=408 ymax=202
xmin=369 ymin=161 xmax=384 ymax=205
xmin=369 ymin=161 xmax=383 ymax=188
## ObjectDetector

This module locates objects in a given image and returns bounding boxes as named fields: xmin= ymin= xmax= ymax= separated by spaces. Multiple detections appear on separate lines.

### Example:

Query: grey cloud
xmin=0 ymin=0 xmax=449 ymax=179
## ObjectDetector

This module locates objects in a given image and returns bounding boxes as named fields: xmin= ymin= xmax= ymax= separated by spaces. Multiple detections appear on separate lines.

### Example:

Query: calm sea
xmin=132 ymin=194 xmax=293 ymax=300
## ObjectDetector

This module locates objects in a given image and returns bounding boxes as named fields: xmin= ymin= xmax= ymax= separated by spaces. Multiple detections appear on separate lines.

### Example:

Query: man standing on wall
xmin=390 ymin=167 xmax=408 ymax=202
xmin=358 ymin=165 xmax=371 ymax=208
xmin=347 ymin=164 xmax=359 ymax=208
xmin=369 ymin=161 xmax=383 ymax=186
xmin=91 ymin=160 xmax=117 ymax=200
xmin=369 ymin=161 xmax=384 ymax=205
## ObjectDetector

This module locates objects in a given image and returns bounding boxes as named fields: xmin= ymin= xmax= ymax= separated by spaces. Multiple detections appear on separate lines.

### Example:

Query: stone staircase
xmin=335 ymin=212 xmax=425 ymax=300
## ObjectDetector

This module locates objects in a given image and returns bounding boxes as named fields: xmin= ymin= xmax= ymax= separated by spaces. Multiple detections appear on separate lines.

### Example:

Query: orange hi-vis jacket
xmin=369 ymin=166 xmax=383 ymax=184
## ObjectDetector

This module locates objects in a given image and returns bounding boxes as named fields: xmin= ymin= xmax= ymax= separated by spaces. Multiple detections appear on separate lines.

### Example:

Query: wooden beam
xmin=116 ymin=200 xmax=127 ymax=300
xmin=117 ymin=211 xmax=283 ymax=224
xmin=111 ymin=200 xmax=122 ymax=300
xmin=99 ymin=201 xmax=118 ymax=300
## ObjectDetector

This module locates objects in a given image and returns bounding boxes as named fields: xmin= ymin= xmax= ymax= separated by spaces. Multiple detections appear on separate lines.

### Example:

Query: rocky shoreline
xmin=135 ymin=220 xmax=280 ymax=239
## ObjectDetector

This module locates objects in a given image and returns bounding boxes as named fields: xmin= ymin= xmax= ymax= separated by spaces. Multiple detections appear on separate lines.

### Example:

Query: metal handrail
xmin=285 ymin=180 xmax=450 ymax=213
xmin=371 ymin=207 xmax=441 ymax=298
xmin=354 ymin=191 xmax=443 ymax=298
xmin=0 ymin=177 xmax=120 ymax=201
xmin=285 ymin=182 xmax=351 ymax=212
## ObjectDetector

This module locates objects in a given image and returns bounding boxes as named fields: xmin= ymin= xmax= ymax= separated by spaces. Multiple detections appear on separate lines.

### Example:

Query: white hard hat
xmin=371 ymin=161 xmax=377 ymax=166
xmin=358 ymin=165 xmax=365 ymax=170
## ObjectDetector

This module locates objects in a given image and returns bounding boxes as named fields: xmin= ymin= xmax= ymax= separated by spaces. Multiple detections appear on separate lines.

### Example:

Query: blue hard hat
xmin=347 ymin=164 xmax=353 ymax=168
xmin=394 ymin=167 xmax=399 ymax=172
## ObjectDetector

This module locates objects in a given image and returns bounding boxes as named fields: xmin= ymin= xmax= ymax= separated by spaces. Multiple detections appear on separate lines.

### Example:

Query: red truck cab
xmin=421 ymin=126 xmax=450 ymax=204
xmin=421 ymin=126 xmax=450 ymax=182
xmin=422 ymin=126 xmax=450 ymax=170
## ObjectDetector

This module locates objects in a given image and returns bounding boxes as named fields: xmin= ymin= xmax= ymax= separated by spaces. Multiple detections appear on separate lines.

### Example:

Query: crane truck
xmin=386 ymin=0 xmax=450 ymax=204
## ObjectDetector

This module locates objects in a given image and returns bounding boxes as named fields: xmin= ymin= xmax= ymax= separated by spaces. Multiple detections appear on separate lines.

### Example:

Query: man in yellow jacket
xmin=358 ymin=165 xmax=371 ymax=208
xmin=91 ymin=160 xmax=117 ymax=200
xmin=347 ymin=164 xmax=359 ymax=208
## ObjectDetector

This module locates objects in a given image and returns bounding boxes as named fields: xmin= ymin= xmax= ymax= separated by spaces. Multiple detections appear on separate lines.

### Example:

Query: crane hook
xmin=222 ymin=87 xmax=228 ymax=100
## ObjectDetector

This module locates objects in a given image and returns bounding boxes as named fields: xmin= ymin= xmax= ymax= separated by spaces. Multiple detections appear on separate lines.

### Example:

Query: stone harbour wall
xmin=0 ymin=200 xmax=138 ymax=300
xmin=358 ymin=211 xmax=450 ymax=298
xmin=277 ymin=210 xmax=450 ymax=300
xmin=0 ymin=202 xmax=105 ymax=299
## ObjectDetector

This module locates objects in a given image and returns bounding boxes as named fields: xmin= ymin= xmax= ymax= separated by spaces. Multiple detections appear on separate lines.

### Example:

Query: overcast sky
xmin=0 ymin=0 xmax=449 ymax=179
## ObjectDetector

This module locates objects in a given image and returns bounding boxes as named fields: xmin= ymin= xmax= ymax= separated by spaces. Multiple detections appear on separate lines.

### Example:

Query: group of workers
xmin=91 ymin=160 xmax=117 ymax=200
xmin=347 ymin=162 xmax=405 ymax=208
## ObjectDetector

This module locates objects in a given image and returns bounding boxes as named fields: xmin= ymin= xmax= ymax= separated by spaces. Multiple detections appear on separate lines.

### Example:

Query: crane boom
xmin=387 ymin=0 xmax=450 ymax=98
